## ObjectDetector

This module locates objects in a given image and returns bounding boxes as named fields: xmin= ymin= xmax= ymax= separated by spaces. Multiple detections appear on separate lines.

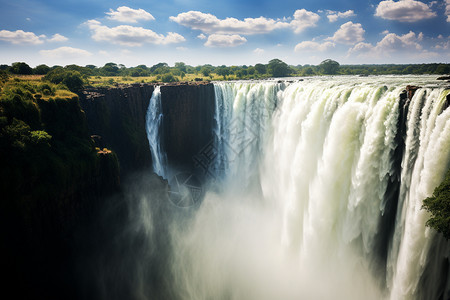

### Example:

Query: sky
xmin=0 ymin=0 xmax=449 ymax=67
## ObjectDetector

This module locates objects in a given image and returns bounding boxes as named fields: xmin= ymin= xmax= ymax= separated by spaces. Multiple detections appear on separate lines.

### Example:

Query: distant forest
xmin=1 ymin=59 xmax=449 ymax=84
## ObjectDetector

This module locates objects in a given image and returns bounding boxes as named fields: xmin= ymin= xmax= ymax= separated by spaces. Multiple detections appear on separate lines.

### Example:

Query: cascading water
xmin=146 ymin=76 xmax=450 ymax=300
xmin=146 ymin=86 xmax=167 ymax=179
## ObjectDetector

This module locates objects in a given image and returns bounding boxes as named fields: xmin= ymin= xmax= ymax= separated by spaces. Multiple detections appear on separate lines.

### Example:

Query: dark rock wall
xmin=160 ymin=83 xmax=215 ymax=173
xmin=79 ymin=84 xmax=154 ymax=176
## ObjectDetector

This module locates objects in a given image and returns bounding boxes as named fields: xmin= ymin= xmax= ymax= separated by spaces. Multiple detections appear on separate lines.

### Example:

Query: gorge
xmin=1 ymin=76 xmax=449 ymax=300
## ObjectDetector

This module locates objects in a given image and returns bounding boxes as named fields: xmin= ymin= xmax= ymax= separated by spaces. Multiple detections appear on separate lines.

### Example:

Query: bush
xmin=43 ymin=68 xmax=84 ymax=92
xmin=423 ymin=168 xmax=450 ymax=239
xmin=161 ymin=74 xmax=178 ymax=83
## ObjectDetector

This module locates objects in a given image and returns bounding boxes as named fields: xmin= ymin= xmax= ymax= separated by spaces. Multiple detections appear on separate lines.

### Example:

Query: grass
xmin=86 ymin=73 xmax=246 ymax=87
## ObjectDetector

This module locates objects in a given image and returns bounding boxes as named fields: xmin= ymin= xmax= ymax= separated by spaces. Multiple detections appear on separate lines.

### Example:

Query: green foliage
xmin=423 ymin=169 xmax=450 ymax=239
xmin=10 ymin=62 xmax=33 ymax=75
xmin=43 ymin=68 xmax=85 ymax=92
xmin=268 ymin=59 xmax=291 ymax=77
xmin=0 ymin=79 xmax=119 ymax=215
xmin=201 ymin=65 xmax=213 ymax=77
xmin=0 ymin=70 xmax=9 ymax=86
xmin=319 ymin=59 xmax=340 ymax=75
xmin=33 ymin=64 xmax=51 ymax=75
xmin=161 ymin=74 xmax=178 ymax=83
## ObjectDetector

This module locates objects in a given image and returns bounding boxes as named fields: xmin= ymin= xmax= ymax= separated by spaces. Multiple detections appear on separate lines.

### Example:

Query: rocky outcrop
xmin=79 ymin=84 xmax=154 ymax=176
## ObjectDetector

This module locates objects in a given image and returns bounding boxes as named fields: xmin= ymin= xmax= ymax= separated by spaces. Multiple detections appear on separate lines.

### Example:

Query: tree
xmin=10 ymin=62 xmax=33 ymax=75
xmin=201 ymin=65 xmax=212 ymax=77
xmin=33 ymin=64 xmax=50 ymax=75
xmin=255 ymin=63 xmax=267 ymax=74
xmin=267 ymin=59 xmax=290 ymax=77
xmin=150 ymin=62 xmax=169 ymax=74
xmin=216 ymin=66 xmax=230 ymax=79
xmin=319 ymin=59 xmax=340 ymax=75
xmin=422 ymin=168 xmax=450 ymax=239
xmin=175 ymin=62 xmax=187 ymax=73
xmin=100 ymin=63 xmax=120 ymax=76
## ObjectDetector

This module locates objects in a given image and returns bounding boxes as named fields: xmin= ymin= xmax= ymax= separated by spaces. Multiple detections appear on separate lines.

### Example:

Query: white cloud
xmin=197 ymin=33 xmax=207 ymax=39
xmin=47 ymin=33 xmax=68 ymax=42
xmin=348 ymin=31 xmax=425 ymax=58
xmin=204 ymin=34 xmax=247 ymax=47
xmin=170 ymin=9 xmax=319 ymax=35
xmin=291 ymin=9 xmax=320 ymax=33
xmin=106 ymin=6 xmax=155 ymax=23
xmin=327 ymin=21 xmax=365 ymax=45
xmin=253 ymin=48 xmax=264 ymax=54
xmin=0 ymin=29 xmax=45 ymax=44
xmin=375 ymin=0 xmax=436 ymax=22
xmin=446 ymin=0 xmax=450 ymax=22
xmin=40 ymin=46 xmax=92 ymax=58
xmin=326 ymin=10 xmax=356 ymax=22
xmin=295 ymin=41 xmax=335 ymax=52
xmin=435 ymin=35 xmax=450 ymax=49
xmin=381 ymin=30 xmax=390 ymax=35
xmin=84 ymin=20 xmax=185 ymax=46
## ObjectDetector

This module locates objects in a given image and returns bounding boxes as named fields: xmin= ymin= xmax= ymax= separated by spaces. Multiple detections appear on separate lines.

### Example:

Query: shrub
xmin=423 ymin=168 xmax=450 ymax=239
xmin=43 ymin=68 xmax=84 ymax=92
xmin=161 ymin=74 xmax=178 ymax=83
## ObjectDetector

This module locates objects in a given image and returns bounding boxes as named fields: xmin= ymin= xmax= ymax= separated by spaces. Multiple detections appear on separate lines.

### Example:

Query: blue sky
xmin=0 ymin=0 xmax=449 ymax=67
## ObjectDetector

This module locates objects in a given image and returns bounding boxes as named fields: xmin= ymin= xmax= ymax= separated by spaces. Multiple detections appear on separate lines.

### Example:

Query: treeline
xmin=1 ymin=59 xmax=449 ymax=82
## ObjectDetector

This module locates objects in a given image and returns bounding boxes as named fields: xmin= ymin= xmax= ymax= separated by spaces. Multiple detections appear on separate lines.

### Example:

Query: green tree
xmin=267 ymin=59 xmax=290 ymax=77
xmin=216 ymin=66 xmax=230 ymax=79
xmin=200 ymin=65 xmax=213 ymax=77
xmin=255 ymin=63 xmax=267 ymax=74
xmin=175 ymin=62 xmax=187 ymax=73
xmin=422 ymin=168 xmax=450 ymax=239
xmin=100 ymin=63 xmax=120 ymax=76
xmin=319 ymin=59 xmax=340 ymax=75
xmin=33 ymin=64 xmax=51 ymax=75
xmin=10 ymin=62 xmax=33 ymax=75
xmin=150 ymin=62 xmax=169 ymax=74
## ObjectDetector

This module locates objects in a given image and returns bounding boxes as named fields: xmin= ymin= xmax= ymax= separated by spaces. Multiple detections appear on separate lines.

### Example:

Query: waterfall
xmin=145 ymin=86 xmax=167 ymax=179
xmin=146 ymin=76 xmax=449 ymax=300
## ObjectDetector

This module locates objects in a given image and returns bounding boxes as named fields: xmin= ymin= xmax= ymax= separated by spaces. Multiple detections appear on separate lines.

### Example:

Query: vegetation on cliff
xmin=423 ymin=168 xmax=450 ymax=239
xmin=0 ymin=78 xmax=119 ymax=234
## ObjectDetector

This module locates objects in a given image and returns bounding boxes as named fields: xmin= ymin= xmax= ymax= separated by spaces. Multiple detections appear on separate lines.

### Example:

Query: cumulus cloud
xmin=375 ymin=0 xmax=436 ymax=22
xmin=204 ymin=34 xmax=247 ymax=47
xmin=170 ymin=9 xmax=319 ymax=35
xmin=0 ymin=29 xmax=45 ymax=44
xmin=40 ymin=46 xmax=92 ymax=58
xmin=253 ymin=48 xmax=264 ymax=54
xmin=326 ymin=10 xmax=356 ymax=22
xmin=197 ymin=33 xmax=207 ymax=39
xmin=294 ymin=41 xmax=335 ymax=52
xmin=446 ymin=0 xmax=450 ymax=22
xmin=84 ymin=20 xmax=185 ymax=46
xmin=291 ymin=9 xmax=320 ymax=33
xmin=327 ymin=21 xmax=365 ymax=45
xmin=106 ymin=6 xmax=155 ymax=23
xmin=348 ymin=31 xmax=425 ymax=57
xmin=47 ymin=33 xmax=68 ymax=42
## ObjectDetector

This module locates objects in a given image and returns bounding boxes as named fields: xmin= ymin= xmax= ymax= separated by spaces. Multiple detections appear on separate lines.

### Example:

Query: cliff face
xmin=79 ymin=82 xmax=216 ymax=178
xmin=160 ymin=83 xmax=216 ymax=174
xmin=79 ymin=84 xmax=154 ymax=176
xmin=0 ymin=91 xmax=121 ymax=300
